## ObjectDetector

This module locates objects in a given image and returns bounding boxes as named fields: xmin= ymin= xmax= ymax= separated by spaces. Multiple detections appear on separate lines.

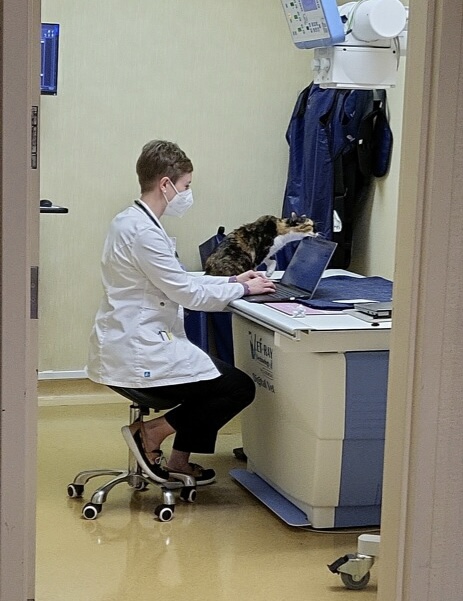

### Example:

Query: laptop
xmin=244 ymin=236 xmax=337 ymax=303
xmin=354 ymin=301 xmax=392 ymax=319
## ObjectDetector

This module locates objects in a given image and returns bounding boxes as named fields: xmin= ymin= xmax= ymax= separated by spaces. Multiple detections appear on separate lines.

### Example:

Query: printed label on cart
xmin=248 ymin=330 xmax=275 ymax=393
xmin=251 ymin=373 xmax=275 ymax=393
xmin=249 ymin=331 xmax=273 ymax=367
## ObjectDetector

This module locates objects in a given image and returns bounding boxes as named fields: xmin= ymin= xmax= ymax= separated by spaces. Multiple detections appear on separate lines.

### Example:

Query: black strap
xmin=134 ymin=199 xmax=183 ymax=260
xmin=134 ymin=200 xmax=160 ymax=228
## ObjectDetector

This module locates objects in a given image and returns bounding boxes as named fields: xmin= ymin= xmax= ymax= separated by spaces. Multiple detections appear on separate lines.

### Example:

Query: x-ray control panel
xmin=280 ymin=0 xmax=345 ymax=48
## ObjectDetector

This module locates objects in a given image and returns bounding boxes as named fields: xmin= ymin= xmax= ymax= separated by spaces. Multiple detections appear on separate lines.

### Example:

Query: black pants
xmin=113 ymin=357 xmax=255 ymax=454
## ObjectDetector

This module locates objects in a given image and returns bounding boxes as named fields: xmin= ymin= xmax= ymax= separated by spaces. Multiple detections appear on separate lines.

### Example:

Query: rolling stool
xmin=67 ymin=386 xmax=196 ymax=522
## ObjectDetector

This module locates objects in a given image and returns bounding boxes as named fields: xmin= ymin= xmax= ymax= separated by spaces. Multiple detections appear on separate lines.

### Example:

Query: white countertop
xmin=228 ymin=269 xmax=392 ymax=340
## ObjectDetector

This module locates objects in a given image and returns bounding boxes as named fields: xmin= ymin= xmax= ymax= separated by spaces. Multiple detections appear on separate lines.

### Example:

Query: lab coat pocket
xmin=142 ymin=290 xmax=177 ymax=322
xmin=141 ymin=288 xmax=166 ymax=310
xmin=158 ymin=330 xmax=173 ymax=343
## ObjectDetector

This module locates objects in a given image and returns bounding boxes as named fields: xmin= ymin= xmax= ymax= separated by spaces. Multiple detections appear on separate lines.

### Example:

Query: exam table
xmin=228 ymin=270 xmax=392 ymax=531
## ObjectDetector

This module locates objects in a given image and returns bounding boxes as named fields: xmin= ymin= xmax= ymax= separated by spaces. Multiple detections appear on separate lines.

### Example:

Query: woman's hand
xmin=237 ymin=270 xmax=276 ymax=295
xmin=236 ymin=270 xmax=268 ymax=284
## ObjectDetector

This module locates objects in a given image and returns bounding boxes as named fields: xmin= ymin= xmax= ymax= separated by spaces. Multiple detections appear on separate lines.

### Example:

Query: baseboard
xmin=38 ymin=378 xmax=124 ymax=407
xmin=38 ymin=394 xmax=126 ymax=407
xmin=38 ymin=370 xmax=87 ymax=380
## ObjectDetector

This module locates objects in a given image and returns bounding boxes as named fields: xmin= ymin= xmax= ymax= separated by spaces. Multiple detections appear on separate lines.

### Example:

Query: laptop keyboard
xmin=263 ymin=284 xmax=302 ymax=301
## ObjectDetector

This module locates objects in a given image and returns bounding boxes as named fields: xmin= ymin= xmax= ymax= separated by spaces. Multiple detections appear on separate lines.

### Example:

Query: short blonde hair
xmin=136 ymin=140 xmax=193 ymax=193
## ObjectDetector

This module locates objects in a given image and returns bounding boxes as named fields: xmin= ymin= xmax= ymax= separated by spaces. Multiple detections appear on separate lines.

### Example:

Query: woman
xmin=86 ymin=139 xmax=275 ymax=485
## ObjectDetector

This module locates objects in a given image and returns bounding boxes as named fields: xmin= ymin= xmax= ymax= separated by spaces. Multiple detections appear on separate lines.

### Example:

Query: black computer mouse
xmin=40 ymin=199 xmax=53 ymax=207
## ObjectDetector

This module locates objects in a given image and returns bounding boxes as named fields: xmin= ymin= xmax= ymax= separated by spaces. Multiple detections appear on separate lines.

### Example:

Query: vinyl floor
xmin=36 ymin=402 xmax=378 ymax=601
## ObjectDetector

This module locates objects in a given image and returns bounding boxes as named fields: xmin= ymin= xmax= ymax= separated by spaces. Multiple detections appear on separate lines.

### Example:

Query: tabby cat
xmin=204 ymin=213 xmax=316 ymax=277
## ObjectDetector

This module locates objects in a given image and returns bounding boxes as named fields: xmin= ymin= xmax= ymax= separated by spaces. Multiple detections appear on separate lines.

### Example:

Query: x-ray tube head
xmin=316 ymin=0 xmax=408 ymax=89
xmin=340 ymin=0 xmax=407 ymax=42
xmin=281 ymin=0 xmax=409 ymax=90
xmin=313 ymin=0 xmax=408 ymax=89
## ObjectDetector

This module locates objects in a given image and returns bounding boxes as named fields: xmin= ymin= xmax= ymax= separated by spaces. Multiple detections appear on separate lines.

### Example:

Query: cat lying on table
xmin=204 ymin=212 xmax=316 ymax=277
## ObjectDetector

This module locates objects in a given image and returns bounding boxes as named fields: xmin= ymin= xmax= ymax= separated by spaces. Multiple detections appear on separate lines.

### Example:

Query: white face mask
xmin=163 ymin=180 xmax=194 ymax=217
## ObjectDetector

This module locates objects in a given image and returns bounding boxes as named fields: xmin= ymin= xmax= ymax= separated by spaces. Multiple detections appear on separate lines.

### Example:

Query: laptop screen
xmin=281 ymin=236 xmax=337 ymax=295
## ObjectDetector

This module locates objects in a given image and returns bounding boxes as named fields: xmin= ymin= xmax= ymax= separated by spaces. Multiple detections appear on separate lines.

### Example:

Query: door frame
xmin=378 ymin=1 xmax=463 ymax=599
xmin=0 ymin=1 xmax=40 ymax=599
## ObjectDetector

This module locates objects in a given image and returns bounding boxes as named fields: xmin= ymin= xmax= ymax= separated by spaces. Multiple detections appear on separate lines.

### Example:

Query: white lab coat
xmin=86 ymin=201 xmax=244 ymax=387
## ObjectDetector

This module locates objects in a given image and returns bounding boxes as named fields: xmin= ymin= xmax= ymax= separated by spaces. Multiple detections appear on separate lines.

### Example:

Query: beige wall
xmin=351 ymin=62 xmax=406 ymax=280
xmin=39 ymin=0 xmax=404 ymax=373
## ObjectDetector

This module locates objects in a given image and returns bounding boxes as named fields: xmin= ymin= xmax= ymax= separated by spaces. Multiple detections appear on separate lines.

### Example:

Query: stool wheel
xmin=133 ymin=481 xmax=149 ymax=491
xmin=67 ymin=394 xmax=203 ymax=521
xmin=67 ymin=483 xmax=84 ymax=498
xmin=154 ymin=504 xmax=175 ymax=522
xmin=180 ymin=486 xmax=197 ymax=503
xmin=82 ymin=503 xmax=102 ymax=520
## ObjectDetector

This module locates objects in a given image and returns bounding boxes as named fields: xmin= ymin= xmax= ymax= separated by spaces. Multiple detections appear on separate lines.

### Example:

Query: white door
xmin=0 ymin=1 xmax=40 ymax=599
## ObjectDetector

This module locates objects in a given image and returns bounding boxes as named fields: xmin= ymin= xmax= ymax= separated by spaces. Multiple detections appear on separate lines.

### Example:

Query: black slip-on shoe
xmin=121 ymin=423 xmax=169 ymax=483
xmin=167 ymin=462 xmax=216 ymax=486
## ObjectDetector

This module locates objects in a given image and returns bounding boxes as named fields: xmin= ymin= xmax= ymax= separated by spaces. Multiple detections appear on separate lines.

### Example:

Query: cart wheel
xmin=67 ymin=483 xmax=84 ymax=498
xmin=341 ymin=571 xmax=371 ymax=590
xmin=154 ymin=504 xmax=174 ymax=522
xmin=180 ymin=486 xmax=197 ymax=503
xmin=82 ymin=503 xmax=102 ymax=520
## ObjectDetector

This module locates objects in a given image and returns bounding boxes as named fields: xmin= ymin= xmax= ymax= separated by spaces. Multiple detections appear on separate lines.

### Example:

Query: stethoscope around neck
xmin=134 ymin=199 xmax=161 ymax=228
xmin=134 ymin=199 xmax=179 ymax=257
